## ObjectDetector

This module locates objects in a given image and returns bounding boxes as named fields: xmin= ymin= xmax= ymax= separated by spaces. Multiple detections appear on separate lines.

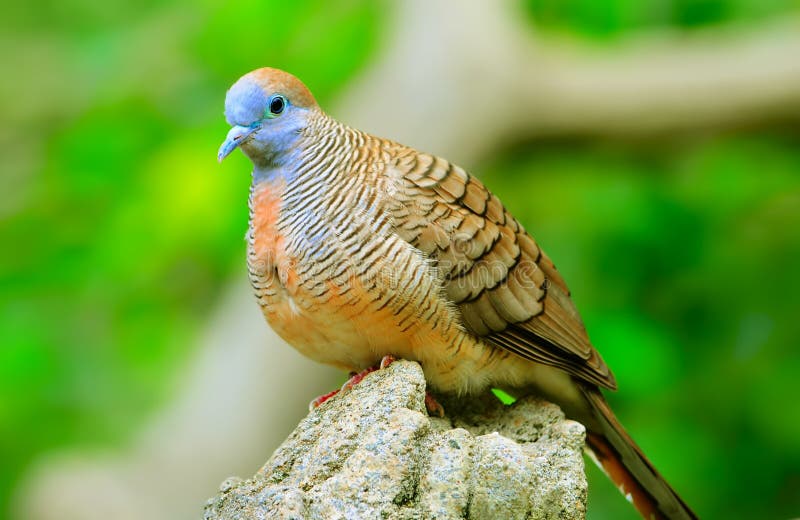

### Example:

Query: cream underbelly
xmin=257 ymin=284 xmax=578 ymax=403
xmin=260 ymin=292 xmax=388 ymax=371
xmin=260 ymin=286 xmax=446 ymax=372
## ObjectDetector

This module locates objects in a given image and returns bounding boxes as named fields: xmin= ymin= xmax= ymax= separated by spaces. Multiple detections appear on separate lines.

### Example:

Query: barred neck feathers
xmin=252 ymin=111 xmax=359 ymax=187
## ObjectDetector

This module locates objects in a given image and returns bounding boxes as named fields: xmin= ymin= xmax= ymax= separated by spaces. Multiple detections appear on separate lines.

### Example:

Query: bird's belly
xmin=256 ymin=277 xmax=393 ymax=371
xmin=248 ymin=241 xmax=399 ymax=369
xmin=253 ymin=256 xmax=537 ymax=394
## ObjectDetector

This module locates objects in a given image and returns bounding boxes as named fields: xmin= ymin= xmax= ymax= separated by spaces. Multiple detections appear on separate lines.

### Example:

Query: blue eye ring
xmin=267 ymin=95 xmax=286 ymax=117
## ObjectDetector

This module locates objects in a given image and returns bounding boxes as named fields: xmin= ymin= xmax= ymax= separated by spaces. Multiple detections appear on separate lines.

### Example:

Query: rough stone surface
xmin=204 ymin=360 xmax=587 ymax=520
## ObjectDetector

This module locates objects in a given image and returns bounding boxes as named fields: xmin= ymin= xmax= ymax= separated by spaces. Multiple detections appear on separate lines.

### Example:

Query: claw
xmin=379 ymin=355 xmax=396 ymax=369
xmin=341 ymin=366 xmax=378 ymax=391
xmin=309 ymin=360 xmax=387 ymax=410
xmin=425 ymin=392 xmax=446 ymax=418
xmin=309 ymin=389 xmax=340 ymax=410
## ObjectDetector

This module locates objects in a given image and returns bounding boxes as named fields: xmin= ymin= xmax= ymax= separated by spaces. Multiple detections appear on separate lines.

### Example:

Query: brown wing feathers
xmin=399 ymin=153 xmax=694 ymax=518
xmin=392 ymin=151 xmax=616 ymax=390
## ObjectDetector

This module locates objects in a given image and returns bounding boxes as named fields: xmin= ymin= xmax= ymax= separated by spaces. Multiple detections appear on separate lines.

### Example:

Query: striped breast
xmin=245 ymin=120 xmax=525 ymax=392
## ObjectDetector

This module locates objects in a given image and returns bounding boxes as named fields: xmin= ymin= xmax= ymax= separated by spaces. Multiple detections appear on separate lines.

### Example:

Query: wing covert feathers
xmin=389 ymin=149 xmax=616 ymax=390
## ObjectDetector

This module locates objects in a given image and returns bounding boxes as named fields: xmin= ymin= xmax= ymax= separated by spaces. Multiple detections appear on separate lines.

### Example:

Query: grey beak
xmin=218 ymin=124 xmax=259 ymax=162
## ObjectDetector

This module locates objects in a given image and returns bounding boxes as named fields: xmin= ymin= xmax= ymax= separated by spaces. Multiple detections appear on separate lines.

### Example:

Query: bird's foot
xmin=378 ymin=354 xmax=396 ymax=370
xmin=308 ymin=355 xmax=445 ymax=417
xmin=308 ymin=356 xmax=395 ymax=411
xmin=425 ymin=392 xmax=445 ymax=418
xmin=308 ymin=389 xmax=341 ymax=410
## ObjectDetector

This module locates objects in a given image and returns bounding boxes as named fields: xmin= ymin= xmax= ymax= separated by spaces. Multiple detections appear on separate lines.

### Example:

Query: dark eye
xmin=269 ymin=95 xmax=286 ymax=115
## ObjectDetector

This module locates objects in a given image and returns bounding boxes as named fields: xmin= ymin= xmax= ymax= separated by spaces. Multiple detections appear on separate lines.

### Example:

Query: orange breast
xmin=249 ymin=179 xmax=332 ymax=352
xmin=251 ymin=179 xmax=285 ymax=269
xmin=250 ymin=180 xmax=300 ymax=285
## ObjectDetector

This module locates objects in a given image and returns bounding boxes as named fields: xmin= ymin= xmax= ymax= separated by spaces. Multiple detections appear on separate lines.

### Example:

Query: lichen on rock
xmin=204 ymin=360 xmax=587 ymax=520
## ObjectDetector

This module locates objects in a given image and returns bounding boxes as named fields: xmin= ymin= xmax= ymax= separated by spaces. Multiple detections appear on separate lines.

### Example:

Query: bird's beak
xmin=218 ymin=124 xmax=259 ymax=162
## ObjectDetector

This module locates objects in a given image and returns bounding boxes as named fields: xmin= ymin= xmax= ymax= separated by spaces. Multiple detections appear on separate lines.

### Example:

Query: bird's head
xmin=218 ymin=67 xmax=318 ymax=166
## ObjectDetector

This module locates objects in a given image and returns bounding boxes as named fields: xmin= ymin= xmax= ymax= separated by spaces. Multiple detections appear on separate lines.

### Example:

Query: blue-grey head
xmin=218 ymin=68 xmax=319 ymax=166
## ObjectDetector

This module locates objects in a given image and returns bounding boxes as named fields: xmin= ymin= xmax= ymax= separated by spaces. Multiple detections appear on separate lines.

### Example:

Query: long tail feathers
xmin=579 ymin=385 xmax=698 ymax=520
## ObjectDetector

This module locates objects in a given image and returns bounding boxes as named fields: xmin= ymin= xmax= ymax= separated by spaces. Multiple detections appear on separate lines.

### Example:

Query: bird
xmin=218 ymin=67 xmax=697 ymax=520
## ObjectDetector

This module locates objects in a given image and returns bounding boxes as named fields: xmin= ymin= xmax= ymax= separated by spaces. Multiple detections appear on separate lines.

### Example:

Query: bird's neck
xmin=251 ymin=113 xmax=357 ymax=189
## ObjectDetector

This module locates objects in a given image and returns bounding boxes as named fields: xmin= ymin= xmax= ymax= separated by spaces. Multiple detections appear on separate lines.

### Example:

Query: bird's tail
xmin=579 ymin=384 xmax=698 ymax=520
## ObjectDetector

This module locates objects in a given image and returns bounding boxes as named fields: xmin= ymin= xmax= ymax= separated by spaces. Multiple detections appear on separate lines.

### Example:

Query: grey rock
xmin=204 ymin=360 xmax=587 ymax=520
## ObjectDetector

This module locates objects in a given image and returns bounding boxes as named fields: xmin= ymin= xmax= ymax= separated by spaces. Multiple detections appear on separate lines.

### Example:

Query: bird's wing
xmin=386 ymin=150 xmax=616 ymax=390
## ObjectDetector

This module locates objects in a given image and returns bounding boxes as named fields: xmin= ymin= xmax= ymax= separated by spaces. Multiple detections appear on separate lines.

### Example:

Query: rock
xmin=204 ymin=360 xmax=587 ymax=520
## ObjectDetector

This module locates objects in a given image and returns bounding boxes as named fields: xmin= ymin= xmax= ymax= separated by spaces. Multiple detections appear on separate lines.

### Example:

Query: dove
xmin=218 ymin=67 xmax=697 ymax=520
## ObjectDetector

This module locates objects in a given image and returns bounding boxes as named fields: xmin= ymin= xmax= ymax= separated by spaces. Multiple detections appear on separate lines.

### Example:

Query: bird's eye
xmin=268 ymin=95 xmax=286 ymax=116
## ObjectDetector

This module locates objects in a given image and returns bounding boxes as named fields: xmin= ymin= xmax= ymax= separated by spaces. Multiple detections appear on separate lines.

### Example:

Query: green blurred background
xmin=2 ymin=0 xmax=799 ymax=518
